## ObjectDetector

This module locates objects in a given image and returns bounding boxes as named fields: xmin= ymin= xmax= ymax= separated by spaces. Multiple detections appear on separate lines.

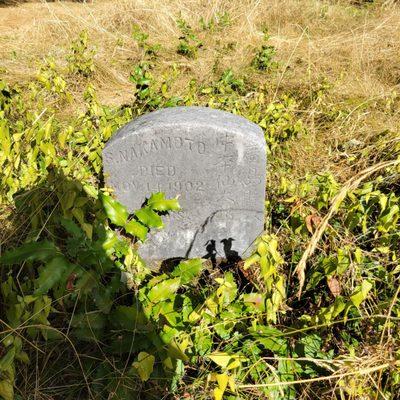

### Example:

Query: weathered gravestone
xmin=103 ymin=106 xmax=266 ymax=261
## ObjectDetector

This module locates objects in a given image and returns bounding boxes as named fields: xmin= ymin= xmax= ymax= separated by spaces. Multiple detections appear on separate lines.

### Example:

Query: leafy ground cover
xmin=0 ymin=1 xmax=400 ymax=399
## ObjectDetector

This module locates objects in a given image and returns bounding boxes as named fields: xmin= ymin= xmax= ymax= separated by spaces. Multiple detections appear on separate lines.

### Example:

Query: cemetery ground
xmin=0 ymin=0 xmax=400 ymax=399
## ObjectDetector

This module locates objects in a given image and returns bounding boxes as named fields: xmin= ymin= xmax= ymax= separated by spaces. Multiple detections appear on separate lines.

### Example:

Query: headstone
xmin=103 ymin=106 xmax=266 ymax=261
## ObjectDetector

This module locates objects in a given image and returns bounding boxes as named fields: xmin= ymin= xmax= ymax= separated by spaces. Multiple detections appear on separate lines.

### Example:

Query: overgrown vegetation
xmin=1 ymin=1 xmax=400 ymax=399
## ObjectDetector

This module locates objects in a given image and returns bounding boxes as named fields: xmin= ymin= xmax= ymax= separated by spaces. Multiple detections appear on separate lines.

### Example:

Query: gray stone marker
xmin=103 ymin=106 xmax=266 ymax=261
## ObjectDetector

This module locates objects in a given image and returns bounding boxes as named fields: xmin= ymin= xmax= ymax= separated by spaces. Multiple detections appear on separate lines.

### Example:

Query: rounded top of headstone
xmin=102 ymin=105 xmax=266 ymax=260
xmin=105 ymin=106 xmax=263 ymax=149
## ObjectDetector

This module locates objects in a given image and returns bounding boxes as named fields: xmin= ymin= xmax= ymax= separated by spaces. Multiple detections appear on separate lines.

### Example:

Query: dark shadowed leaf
xmin=34 ymin=256 xmax=75 ymax=295
xmin=109 ymin=305 xmax=148 ymax=330
xmin=0 ymin=347 xmax=15 ymax=371
xmin=0 ymin=241 xmax=59 ymax=265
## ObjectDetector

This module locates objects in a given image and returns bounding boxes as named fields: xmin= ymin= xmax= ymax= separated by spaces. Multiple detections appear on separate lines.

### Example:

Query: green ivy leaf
xmin=148 ymin=277 xmax=181 ymax=303
xmin=101 ymin=229 xmax=122 ymax=255
xmin=83 ymin=184 xmax=98 ymax=199
xmin=208 ymin=351 xmax=232 ymax=368
xmin=350 ymin=280 xmax=373 ymax=308
xmin=208 ymin=352 xmax=242 ymax=370
xmin=166 ymin=336 xmax=190 ymax=362
xmin=243 ymin=253 xmax=260 ymax=269
xmin=100 ymin=193 xmax=128 ymax=226
xmin=0 ymin=347 xmax=15 ymax=371
xmin=194 ymin=326 xmax=213 ymax=356
xmin=110 ymin=305 xmax=148 ymax=330
xmin=0 ymin=379 xmax=14 ymax=400
xmin=135 ymin=207 xmax=163 ymax=228
xmin=250 ymin=326 xmax=288 ymax=355
xmin=34 ymin=256 xmax=74 ymax=295
xmin=125 ymin=220 xmax=148 ymax=241
xmin=171 ymin=258 xmax=203 ymax=284
xmin=0 ymin=241 xmax=59 ymax=265
xmin=132 ymin=352 xmax=155 ymax=382
xmin=147 ymin=192 xmax=181 ymax=211
xmin=156 ymin=301 xmax=181 ymax=326
xmin=298 ymin=334 xmax=322 ymax=357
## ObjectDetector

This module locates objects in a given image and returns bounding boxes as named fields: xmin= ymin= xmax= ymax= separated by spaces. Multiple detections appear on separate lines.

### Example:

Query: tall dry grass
xmin=1 ymin=0 xmax=400 ymax=97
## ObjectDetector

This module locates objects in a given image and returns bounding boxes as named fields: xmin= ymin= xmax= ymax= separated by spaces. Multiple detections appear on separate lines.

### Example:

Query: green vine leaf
xmin=0 ymin=241 xmax=59 ymax=265
xmin=171 ymin=258 xmax=203 ymax=285
xmin=100 ymin=193 xmax=128 ymax=227
xmin=34 ymin=256 xmax=75 ymax=295
xmin=0 ymin=347 xmax=15 ymax=372
xmin=132 ymin=352 xmax=155 ymax=382
xmin=148 ymin=277 xmax=181 ymax=303
xmin=125 ymin=220 xmax=148 ymax=241
xmin=350 ymin=280 xmax=373 ymax=309
xmin=0 ymin=379 xmax=14 ymax=400
xmin=135 ymin=207 xmax=163 ymax=228
xmin=147 ymin=192 xmax=181 ymax=211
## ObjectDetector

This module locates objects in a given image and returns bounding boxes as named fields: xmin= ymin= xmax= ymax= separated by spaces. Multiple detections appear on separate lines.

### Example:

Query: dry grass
xmin=1 ymin=0 xmax=400 ymax=98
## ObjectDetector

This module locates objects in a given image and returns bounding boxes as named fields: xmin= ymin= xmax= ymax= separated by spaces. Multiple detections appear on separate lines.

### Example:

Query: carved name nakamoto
xmin=105 ymin=135 xmax=207 ymax=165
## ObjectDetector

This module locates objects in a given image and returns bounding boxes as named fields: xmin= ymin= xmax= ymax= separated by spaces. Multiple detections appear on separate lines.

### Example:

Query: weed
xmin=200 ymin=12 xmax=231 ymax=31
xmin=252 ymin=34 xmax=277 ymax=71
xmin=66 ymin=30 xmax=96 ymax=78
xmin=176 ymin=17 xmax=203 ymax=59
xmin=132 ymin=24 xmax=161 ymax=59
